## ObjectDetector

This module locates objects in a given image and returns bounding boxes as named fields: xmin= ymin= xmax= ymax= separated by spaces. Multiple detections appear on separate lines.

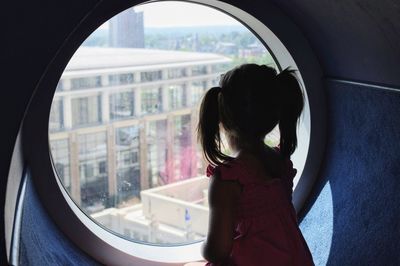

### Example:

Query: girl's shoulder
xmin=206 ymin=159 xmax=243 ymax=182
xmin=206 ymin=149 xmax=297 ymax=187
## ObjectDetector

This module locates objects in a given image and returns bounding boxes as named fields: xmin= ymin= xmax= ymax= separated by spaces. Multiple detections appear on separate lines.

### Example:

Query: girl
xmin=197 ymin=64 xmax=314 ymax=266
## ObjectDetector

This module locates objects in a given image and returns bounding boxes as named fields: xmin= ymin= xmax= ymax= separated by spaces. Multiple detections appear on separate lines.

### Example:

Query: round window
xmin=18 ymin=1 xmax=327 ymax=263
xmin=48 ymin=1 xmax=308 ymax=246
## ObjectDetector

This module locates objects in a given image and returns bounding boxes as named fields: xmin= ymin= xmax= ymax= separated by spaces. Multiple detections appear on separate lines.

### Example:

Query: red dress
xmin=205 ymin=155 xmax=314 ymax=266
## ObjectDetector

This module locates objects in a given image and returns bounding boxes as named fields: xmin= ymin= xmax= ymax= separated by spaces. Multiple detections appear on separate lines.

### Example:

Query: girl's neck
xmin=226 ymin=132 xmax=274 ymax=158
xmin=234 ymin=140 xmax=273 ymax=158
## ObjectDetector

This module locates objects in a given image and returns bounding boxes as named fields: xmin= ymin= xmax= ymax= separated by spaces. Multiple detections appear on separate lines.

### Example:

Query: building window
xmin=168 ymin=84 xmax=186 ymax=110
xmin=78 ymin=132 xmax=108 ymax=212
xmin=50 ymin=139 xmax=71 ymax=192
xmin=109 ymin=73 xmax=135 ymax=86
xmin=141 ymin=87 xmax=162 ymax=114
xmin=147 ymin=120 xmax=168 ymax=187
xmin=99 ymin=161 xmax=107 ymax=174
xmin=49 ymin=99 xmax=64 ymax=131
xmin=212 ymin=63 xmax=230 ymax=74
xmin=71 ymin=96 xmax=102 ymax=127
xmin=109 ymin=91 xmax=135 ymax=120
xmin=168 ymin=68 xmax=186 ymax=79
xmin=173 ymin=115 xmax=194 ymax=180
xmin=141 ymin=71 xmax=162 ymax=82
xmin=191 ymin=65 xmax=208 ymax=76
xmin=71 ymin=76 xmax=102 ymax=90
xmin=191 ymin=81 xmax=207 ymax=104
xmin=211 ymin=77 xmax=220 ymax=87
xmin=115 ymin=126 xmax=141 ymax=205
xmin=56 ymin=80 xmax=64 ymax=91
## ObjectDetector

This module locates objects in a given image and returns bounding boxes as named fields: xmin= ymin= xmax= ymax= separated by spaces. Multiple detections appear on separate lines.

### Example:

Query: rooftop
xmin=65 ymin=47 xmax=231 ymax=72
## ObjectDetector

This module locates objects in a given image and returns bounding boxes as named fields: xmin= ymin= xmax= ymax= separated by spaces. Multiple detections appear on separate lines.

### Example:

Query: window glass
xmin=109 ymin=91 xmax=135 ymax=120
xmin=190 ymin=81 xmax=207 ymax=105
xmin=191 ymin=65 xmax=208 ymax=76
xmin=56 ymin=80 xmax=64 ymax=91
xmin=141 ymin=87 xmax=162 ymax=114
xmin=168 ymin=84 xmax=186 ymax=110
xmin=78 ymin=132 xmax=108 ymax=211
xmin=168 ymin=68 xmax=186 ymax=79
xmin=147 ymin=119 xmax=168 ymax=187
xmin=71 ymin=76 xmax=102 ymax=90
xmin=49 ymin=1 xmax=278 ymax=245
xmin=173 ymin=115 xmax=193 ymax=180
xmin=50 ymin=139 xmax=71 ymax=192
xmin=141 ymin=71 xmax=162 ymax=82
xmin=115 ymin=126 xmax=141 ymax=205
xmin=49 ymin=99 xmax=64 ymax=131
xmin=109 ymin=73 xmax=135 ymax=86
xmin=71 ymin=96 xmax=102 ymax=127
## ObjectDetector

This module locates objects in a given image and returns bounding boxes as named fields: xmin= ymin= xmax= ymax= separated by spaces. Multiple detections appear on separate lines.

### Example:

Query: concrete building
xmin=92 ymin=176 xmax=209 ymax=244
xmin=48 ymin=47 xmax=231 ymax=234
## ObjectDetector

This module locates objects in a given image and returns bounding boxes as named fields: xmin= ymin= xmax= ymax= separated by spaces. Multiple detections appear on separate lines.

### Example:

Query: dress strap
xmin=206 ymin=164 xmax=215 ymax=177
xmin=206 ymin=161 xmax=241 ymax=182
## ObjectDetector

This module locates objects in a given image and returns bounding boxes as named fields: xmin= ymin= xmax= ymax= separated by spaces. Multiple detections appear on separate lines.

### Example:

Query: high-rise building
xmin=109 ymin=8 xmax=145 ymax=48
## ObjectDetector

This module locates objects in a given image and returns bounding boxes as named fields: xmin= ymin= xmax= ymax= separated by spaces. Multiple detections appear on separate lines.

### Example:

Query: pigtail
xmin=277 ymin=68 xmax=304 ymax=158
xmin=197 ymin=87 xmax=231 ymax=166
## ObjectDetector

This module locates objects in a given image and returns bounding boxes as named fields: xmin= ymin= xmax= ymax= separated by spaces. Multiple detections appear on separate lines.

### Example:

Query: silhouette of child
xmin=193 ymin=64 xmax=314 ymax=266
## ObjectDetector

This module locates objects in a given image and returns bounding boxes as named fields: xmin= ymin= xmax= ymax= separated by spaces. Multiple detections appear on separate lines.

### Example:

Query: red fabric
xmin=205 ymin=155 xmax=314 ymax=266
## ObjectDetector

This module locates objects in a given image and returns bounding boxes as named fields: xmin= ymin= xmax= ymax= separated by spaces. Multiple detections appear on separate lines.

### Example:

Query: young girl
xmin=196 ymin=64 xmax=314 ymax=266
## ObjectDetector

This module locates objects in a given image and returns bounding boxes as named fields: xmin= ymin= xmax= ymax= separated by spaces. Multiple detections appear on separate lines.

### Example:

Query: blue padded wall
xmin=19 ymin=175 xmax=98 ymax=266
xmin=17 ymin=81 xmax=400 ymax=265
xmin=299 ymin=80 xmax=400 ymax=266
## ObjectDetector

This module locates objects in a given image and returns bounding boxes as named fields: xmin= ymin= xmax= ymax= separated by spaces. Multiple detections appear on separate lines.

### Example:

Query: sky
xmin=100 ymin=1 xmax=241 ymax=29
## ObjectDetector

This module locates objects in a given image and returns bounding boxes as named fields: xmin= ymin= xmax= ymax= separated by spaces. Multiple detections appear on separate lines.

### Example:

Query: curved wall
xmin=19 ymin=175 xmax=98 ymax=265
xmin=270 ymin=1 xmax=400 ymax=264
xmin=1 ymin=1 xmax=105 ymax=263
xmin=272 ymin=0 xmax=400 ymax=86
xmin=300 ymin=80 xmax=400 ymax=265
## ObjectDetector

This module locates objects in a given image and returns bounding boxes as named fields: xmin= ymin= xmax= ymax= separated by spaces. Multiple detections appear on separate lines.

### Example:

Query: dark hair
xmin=197 ymin=64 xmax=304 ymax=166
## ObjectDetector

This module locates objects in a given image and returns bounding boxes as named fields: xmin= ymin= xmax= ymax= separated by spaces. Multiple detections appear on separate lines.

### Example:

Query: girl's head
xmin=198 ymin=64 xmax=304 ymax=165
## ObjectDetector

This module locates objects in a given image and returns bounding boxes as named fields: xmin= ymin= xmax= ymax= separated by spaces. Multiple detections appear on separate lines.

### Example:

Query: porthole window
xmin=22 ymin=0 xmax=324 ymax=264
xmin=48 ymin=1 xmax=292 ymax=246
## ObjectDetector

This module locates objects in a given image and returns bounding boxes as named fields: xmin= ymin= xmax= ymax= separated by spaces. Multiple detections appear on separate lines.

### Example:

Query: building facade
xmin=109 ymin=8 xmax=145 ymax=48
xmin=49 ymin=47 xmax=231 ymax=214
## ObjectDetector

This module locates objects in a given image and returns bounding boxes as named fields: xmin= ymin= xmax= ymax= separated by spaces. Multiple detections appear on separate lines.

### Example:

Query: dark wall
xmin=2 ymin=0 xmax=400 ymax=265
xmin=1 ymin=0 xmax=100 ymax=263
xmin=273 ymin=0 xmax=400 ymax=86
xmin=269 ymin=1 xmax=400 ymax=265
xmin=300 ymin=80 xmax=400 ymax=265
